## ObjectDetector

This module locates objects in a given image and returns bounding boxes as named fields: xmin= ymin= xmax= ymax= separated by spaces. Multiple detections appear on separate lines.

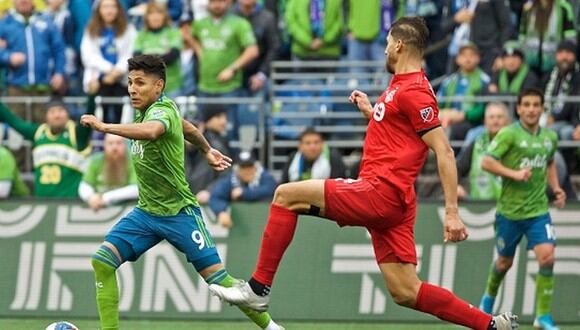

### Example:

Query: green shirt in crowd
xmin=0 ymin=145 xmax=29 ymax=197
xmin=83 ymin=152 xmax=137 ymax=193
xmin=487 ymin=122 xmax=558 ymax=220
xmin=134 ymin=27 xmax=183 ymax=94
xmin=192 ymin=14 xmax=256 ymax=94
xmin=132 ymin=95 xmax=197 ymax=216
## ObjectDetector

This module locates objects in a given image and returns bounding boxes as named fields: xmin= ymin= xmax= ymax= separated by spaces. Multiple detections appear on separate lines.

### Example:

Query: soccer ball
xmin=45 ymin=321 xmax=78 ymax=330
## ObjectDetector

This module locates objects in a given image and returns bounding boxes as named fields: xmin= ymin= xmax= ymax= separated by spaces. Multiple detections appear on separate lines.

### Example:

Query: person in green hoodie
xmin=285 ymin=0 xmax=343 ymax=64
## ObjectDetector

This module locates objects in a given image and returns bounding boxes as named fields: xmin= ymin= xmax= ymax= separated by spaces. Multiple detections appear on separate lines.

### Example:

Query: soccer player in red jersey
xmin=210 ymin=17 xmax=518 ymax=330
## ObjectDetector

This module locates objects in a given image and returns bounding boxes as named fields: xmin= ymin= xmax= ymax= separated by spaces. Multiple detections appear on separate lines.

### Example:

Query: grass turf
xmin=3 ymin=319 xmax=580 ymax=330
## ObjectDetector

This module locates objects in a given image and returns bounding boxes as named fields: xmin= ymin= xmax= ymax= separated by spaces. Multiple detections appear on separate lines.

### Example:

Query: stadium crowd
xmin=0 ymin=0 xmax=579 ymax=212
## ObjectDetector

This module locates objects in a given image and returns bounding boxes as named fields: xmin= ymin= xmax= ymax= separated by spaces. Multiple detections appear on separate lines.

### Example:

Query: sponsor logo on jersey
xmin=420 ymin=107 xmax=434 ymax=122
xmin=131 ymin=140 xmax=144 ymax=160
xmin=519 ymin=154 xmax=547 ymax=169
xmin=519 ymin=140 xmax=528 ymax=148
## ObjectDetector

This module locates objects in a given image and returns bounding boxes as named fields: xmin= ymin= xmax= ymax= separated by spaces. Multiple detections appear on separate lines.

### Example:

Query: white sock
xmin=265 ymin=319 xmax=282 ymax=330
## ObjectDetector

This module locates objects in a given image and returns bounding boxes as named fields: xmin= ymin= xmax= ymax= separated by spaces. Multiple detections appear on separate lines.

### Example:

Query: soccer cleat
xmin=492 ymin=312 xmax=519 ymax=330
xmin=533 ymin=315 xmax=560 ymax=330
xmin=209 ymin=282 xmax=270 ymax=312
xmin=479 ymin=294 xmax=496 ymax=314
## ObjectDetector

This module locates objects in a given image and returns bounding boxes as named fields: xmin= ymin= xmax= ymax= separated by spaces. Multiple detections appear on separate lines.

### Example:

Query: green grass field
xmin=3 ymin=319 xmax=580 ymax=330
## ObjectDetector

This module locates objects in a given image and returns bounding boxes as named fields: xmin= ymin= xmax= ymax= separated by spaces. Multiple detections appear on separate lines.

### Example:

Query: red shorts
xmin=324 ymin=178 xmax=417 ymax=264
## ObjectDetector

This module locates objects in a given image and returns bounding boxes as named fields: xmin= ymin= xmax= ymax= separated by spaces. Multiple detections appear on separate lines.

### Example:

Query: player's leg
xmin=163 ymin=206 xmax=284 ymax=330
xmin=480 ymin=214 xmax=524 ymax=314
xmin=526 ymin=213 xmax=558 ymax=330
xmin=92 ymin=208 xmax=162 ymax=330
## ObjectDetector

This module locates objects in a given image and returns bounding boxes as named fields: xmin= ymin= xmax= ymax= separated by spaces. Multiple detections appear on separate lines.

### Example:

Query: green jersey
xmin=33 ymin=121 xmax=91 ymax=198
xmin=192 ymin=14 xmax=256 ymax=93
xmin=487 ymin=122 xmax=558 ymax=220
xmin=132 ymin=95 xmax=197 ymax=215
xmin=134 ymin=28 xmax=183 ymax=93
xmin=82 ymin=152 xmax=137 ymax=193
xmin=469 ymin=132 xmax=502 ymax=200
xmin=0 ymin=146 xmax=29 ymax=197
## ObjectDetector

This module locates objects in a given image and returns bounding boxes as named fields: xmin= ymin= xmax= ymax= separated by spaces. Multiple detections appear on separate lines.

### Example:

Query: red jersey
xmin=358 ymin=70 xmax=440 ymax=204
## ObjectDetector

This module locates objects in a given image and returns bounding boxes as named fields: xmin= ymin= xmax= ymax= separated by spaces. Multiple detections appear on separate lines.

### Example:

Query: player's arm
xmin=182 ymin=119 xmax=232 ymax=171
xmin=422 ymin=127 xmax=468 ymax=243
xmin=481 ymin=156 xmax=531 ymax=181
xmin=547 ymin=160 xmax=566 ymax=208
xmin=80 ymin=115 xmax=166 ymax=141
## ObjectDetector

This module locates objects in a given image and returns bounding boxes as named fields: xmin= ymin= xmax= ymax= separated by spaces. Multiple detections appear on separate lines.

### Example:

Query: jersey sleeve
xmin=398 ymin=86 xmax=441 ymax=134
xmin=238 ymin=19 xmax=257 ymax=48
xmin=487 ymin=127 xmax=513 ymax=160
xmin=143 ymin=106 xmax=171 ymax=132
xmin=548 ymin=131 xmax=558 ymax=161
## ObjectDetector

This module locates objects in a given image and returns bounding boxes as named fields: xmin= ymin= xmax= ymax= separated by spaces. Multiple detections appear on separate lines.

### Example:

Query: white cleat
xmin=493 ymin=312 xmax=519 ymax=330
xmin=209 ymin=282 xmax=270 ymax=312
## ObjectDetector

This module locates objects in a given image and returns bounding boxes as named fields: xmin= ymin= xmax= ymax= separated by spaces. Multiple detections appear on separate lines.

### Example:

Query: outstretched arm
xmin=0 ymin=103 xmax=38 ymax=140
xmin=182 ymin=119 xmax=232 ymax=172
xmin=80 ymin=114 xmax=165 ymax=140
xmin=422 ymin=127 xmax=468 ymax=243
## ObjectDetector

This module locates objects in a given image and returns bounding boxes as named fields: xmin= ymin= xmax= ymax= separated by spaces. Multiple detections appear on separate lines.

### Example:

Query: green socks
xmin=536 ymin=266 xmax=554 ymax=317
xmin=206 ymin=269 xmax=272 ymax=329
xmin=92 ymin=246 xmax=122 ymax=330
xmin=484 ymin=262 xmax=507 ymax=297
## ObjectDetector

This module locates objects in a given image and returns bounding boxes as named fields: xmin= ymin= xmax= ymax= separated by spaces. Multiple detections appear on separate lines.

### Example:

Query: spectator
xmin=233 ymin=0 xmax=279 ymax=96
xmin=285 ymin=0 xmax=343 ymax=64
xmin=44 ymin=0 xmax=80 ymax=95
xmin=282 ymin=127 xmax=346 ymax=183
xmin=81 ymin=0 xmax=137 ymax=123
xmin=438 ymin=42 xmax=490 ymax=142
xmin=121 ymin=0 xmax=183 ymax=28
xmin=0 ymin=0 xmax=66 ymax=122
xmin=519 ymin=0 xmax=577 ymax=79
xmin=0 ymin=96 xmax=95 ymax=197
xmin=0 ymin=0 xmax=44 ymax=17
xmin=346 ymin=0 xmax=400 ymax=84
xmin=191 ymin=0 xmax=258 ymax=137
xmin=543 ymin=40 xmax=580 ymax=141
xmin=441 ymin=0 xmax=512 ymax=75
xmin=79 ymin=133 xmax=138 ymax=211
xmin=209 ymin=151 xmax=276 ymax=228
xmin=456 ymin=102 xmax=510 ymax=200
xmin=134 ymin=2 xmax=183 ymax=97
xmin=489 ymin=41 xmax=540 ymax=95
xmin=0 ymin=145 xmax=29 ymax=198
xmin=185 ymin=104 xmax=231 ymax=201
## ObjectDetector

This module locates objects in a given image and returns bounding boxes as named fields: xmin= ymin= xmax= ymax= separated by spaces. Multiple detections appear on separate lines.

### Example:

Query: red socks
xmin=414 ymin=282 xmax=492 ymax=330
xmin=252 ymin=204 xmax=298 ymax=286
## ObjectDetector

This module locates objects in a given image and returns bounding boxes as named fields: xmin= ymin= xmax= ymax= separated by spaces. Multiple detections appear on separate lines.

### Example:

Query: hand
xmin=205 ymin=148 xmax=232 ymax=171
xmin=88 ymin=194 xmax=105 ymax=211
xmin=573 ymin=125 xmax=580 ymax=140
xmin=217 ymin=212 xmax=233 ymax=229
xmin=102 ymin=71 xmax=119 ymax=85
xmin=249 ymin=74 xmax=266 ymax=91
xmin=492 ymin=56 xmax=503 ymax=72
xmin=50 ymin=74 xmax=65 ymax=92
xmin=231 ymin=187 xmax=243 ymax=201
xmin=9 ymin=52 xmax=26 ymax=67
xmin=80 ymin=114 xmax=106 ymax=132
xmin=196 ymin=190 xmax=210 ymax=204
xmin=349 ymin=90 xmax=373 ymax=117
xmin=0 ymin=38 xmax=6 ymax=48
xmin=217 ymin=67 xmax=235 ymax=83
xmin=454 ymin=9 xmax=474 ymax=24
xmin=552 ymin=187 xmax=566 ymax=208
xmin=440 ymin=109 xmax=465 ymax=126
xmin=457 ymin=185 xmax=467 ymax=200
xmin=488 ymin=84 xmax=498 ymax=94
xmin=443 ymin=209 xmax=469 ymax=243
xmin=310 ymin=38 xmax=323 ymax=51
xmin=88 ymin=79 xmax=100 ymax=95
xmin=511 ymin=167 xmax=532 ymax=182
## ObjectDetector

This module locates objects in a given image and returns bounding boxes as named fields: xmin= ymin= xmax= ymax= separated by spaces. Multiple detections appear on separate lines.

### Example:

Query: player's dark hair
xmin=517 ymin=87 xmax=544 ymax=105
xmin=390 ymin=17 xmax=429 ymax=55
xmin=299 ymin=127 xmax=324 ymax=142
xmin=128 ymin=55 xmax=167 ymax=83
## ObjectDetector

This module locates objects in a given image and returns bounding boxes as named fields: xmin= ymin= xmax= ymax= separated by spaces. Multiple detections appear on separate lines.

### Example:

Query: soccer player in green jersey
xmin=479 ymin=88 xmax=566 ymax=330
xmin=80 ymin=55 xmax=284 ymax=330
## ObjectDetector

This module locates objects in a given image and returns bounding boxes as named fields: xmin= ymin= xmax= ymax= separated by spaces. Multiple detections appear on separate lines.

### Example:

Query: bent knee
xmin=273 ymin=184 xmax=293 ymax=208
xmin=496 ymin=258 xmax=513 ymax=273
xmin=538 ymin=254 xmax=555 ymax=268
xmin=388 ymin=288 xmax=417 ymax=307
